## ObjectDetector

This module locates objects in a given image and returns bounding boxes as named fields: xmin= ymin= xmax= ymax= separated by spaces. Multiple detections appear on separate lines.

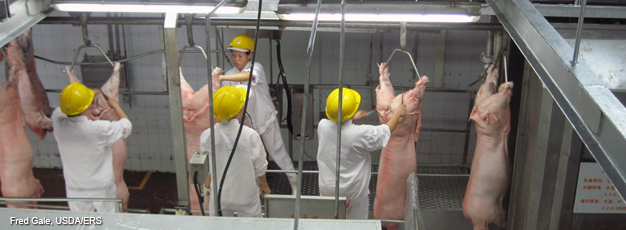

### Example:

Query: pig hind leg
xmin=112 ymin=140 xmax=129 ymax=210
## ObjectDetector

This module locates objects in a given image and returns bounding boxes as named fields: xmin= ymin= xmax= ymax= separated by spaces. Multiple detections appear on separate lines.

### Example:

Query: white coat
xmin=222 ymin=62 xmax=296 ymax=180
xmin=223 ymin=62 xmax=277 ymax=134
xmin=52 ymin=108 xmax=132 ymax=212
xmin=316 ymin=119 xmax=391 ymax=219
xmin=201 ymin=119 xmax=267 ymax=217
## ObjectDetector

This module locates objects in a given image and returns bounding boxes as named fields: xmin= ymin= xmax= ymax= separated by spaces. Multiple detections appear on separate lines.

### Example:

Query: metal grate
xmin=267 ymin=162 xmax=469 ymax=211
xmin=418 ymin=176 xmax=468 ymax=210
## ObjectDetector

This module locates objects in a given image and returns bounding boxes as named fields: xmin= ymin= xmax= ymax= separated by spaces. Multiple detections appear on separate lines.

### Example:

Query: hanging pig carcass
xmin=7 ymin=28 xmax=53 ymax=140
xmin=179 ymin=67 xmax=221 ymax=214
xmin=0 ymin=64 xmax=45 ymax=207
xmin=373 ymin=63 xmax=428 ymax=230
xmin=462 ymin=64 xmax=513 ymax=230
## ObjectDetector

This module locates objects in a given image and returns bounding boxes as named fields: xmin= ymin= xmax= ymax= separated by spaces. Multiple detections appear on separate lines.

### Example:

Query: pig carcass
xmin=462 ymin=65 xmax=512 ymax=230
xmin=0 ymin=65 xmax=45 ymax=207
xmin=64 ymin=63 xmax=130 ymax=210
xmin=373 ymin=63 xmax=428 ymax=230
xmin=7 ymin=28 xmax=53 ymax=140
xmin=179 ymin=67 xmax=221 ymax=214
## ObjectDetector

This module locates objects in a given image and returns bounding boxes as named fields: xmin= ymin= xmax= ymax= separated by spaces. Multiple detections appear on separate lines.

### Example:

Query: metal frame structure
xmin=487 ymin=0 xmax=626 ymax=200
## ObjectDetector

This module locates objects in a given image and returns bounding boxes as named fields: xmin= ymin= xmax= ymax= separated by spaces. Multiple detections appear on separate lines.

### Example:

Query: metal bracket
xmin=383 ymin=22 xmax=421 ymax=78
xmin=178 ymin=14 xmax=208 ymax=66
xmin=400 ymin=22 xmax=407 ymax=50
xmin=384 ymin=49 xmax=421 ymax=78
xmin=69 ymin=13 xmax=114 ymax=70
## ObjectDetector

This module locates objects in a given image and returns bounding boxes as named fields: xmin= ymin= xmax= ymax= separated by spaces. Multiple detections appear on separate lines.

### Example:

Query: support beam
xmin=433 ymin=30 xmax=446 ymax=88
xmin=163 ymin=23 xmax=190 ymax=212
xmin=487 ymin=0 xmax=626 ymax=200
xmin=0 ymin=0 xmax=50 ymax=47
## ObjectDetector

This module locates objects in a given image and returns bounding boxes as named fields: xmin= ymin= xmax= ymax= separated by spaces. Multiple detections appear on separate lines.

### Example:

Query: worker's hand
xmin=212 ymin=67 xmax=222 ymax=83
xmin=260 ymin=185 xmax=271 ymax=199
xmin=379 ymin=62 xmax=390 ymax=78
xmin=352 ymin=110 xmax=368 ymax=121
xmin=395 ymin=104 xmax=407 ymax=116
xmin=106 ymin=96 xmax=119 ymax=108
xmin=202 ymin=184 xmax=210 ymax=198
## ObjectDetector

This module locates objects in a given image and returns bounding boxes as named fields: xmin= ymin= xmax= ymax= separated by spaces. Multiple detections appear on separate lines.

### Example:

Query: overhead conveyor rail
xmin=487 ymin=0 xmax=626 ymax=199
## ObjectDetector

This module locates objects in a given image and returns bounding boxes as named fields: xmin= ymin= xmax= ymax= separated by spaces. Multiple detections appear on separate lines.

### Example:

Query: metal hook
xmin=382 ymin=22 xmax=421 ymax=78
xmin=68 ymin=13 xmax=115 ymax=71
xmin=185 ymin=14 xmax=195 ymax=47
xmin=178 ymin=45 xmax=208 ymax=67
xmin=384 ymin=49 xmax=421 ymax=78
xmin=80 ymin=13 xmax=91 ymax=46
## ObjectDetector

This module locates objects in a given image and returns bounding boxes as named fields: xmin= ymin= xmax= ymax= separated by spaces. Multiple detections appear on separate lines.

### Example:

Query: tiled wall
xmin=3 ymin=16 xmax=488 ymax=172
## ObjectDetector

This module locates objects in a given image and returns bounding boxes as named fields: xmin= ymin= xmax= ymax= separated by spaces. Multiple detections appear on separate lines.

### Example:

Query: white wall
xmin=3 ymin=18 xmax=489 ymax=172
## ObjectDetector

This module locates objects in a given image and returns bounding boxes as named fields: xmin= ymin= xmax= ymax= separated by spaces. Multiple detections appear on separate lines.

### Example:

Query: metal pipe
xmin=572 ymin=0 xmax=587 ymax=66
xmin=334 ymin=0 xmax=346 ymax=218
xmin=0 ymin=197 xmax=123 ymax=212
xmin=295 ymin=0 xmax=323 ymax=228
xmin=114 ymin=13 xmax=122 ymax=59
xmin=310 ymin=84 xmax=473 ymax=93
xmin=205 ymin=0 xmax=225 ymax=216
xmin=39 ymin=17 xmax=503 ymax=31
xmin=107 ymin=13 xmax=115 ymax=57
xmin=45 ymin=88 xmax=167 ymax=95
xmin=267 ymin=170 xmax=319 ymax=174
xmin=269 ymin=38 xmax=273 ymax=84
xmin=0 ymin=202 xmax=70 ymax=210
xmin=462 ymin=93 xmax=475 ymax=165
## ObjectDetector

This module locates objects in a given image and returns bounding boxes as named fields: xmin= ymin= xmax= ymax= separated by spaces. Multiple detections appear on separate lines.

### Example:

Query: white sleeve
xmin=97 ymin=118 xmax=132 ymax=146
xmin=359 ymin=124 xmax=392 ymax=152
xmin=249 ymin=131 xmax=268 ymax=177
xmin=243 ymin=62 xmax=266 ymax=86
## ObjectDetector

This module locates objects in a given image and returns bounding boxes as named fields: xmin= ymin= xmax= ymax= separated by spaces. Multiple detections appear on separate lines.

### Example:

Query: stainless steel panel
xmin=556 ymin=29 xmax=626 ymax=91
xmin=264 ymin=194 xmax=347 ymax=219
xmin=0 ymin=208 xmax=381 ymax=230
xmin=292 ymin=86 xmax=314 ymax=140
xmin=404 ymin=173 xmax=426 ymax=230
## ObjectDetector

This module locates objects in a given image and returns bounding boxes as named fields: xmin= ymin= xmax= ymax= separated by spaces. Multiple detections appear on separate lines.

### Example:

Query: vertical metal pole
xmin=334 ymin=0 xmax=346 ymax=219
xmin=295 ymin=0 xmax=323 ymax=229
xmin=572 ymin=0 xmax=586 ymax=66
xmin=163 ymin=13 xmax=190 ymax=213
xmin=205 ymin=0 xmax=229 ymax=215
xmin=205 ymin=14 xmax=219 ymax=216
xmin=462 ymin=92 xmax=475 ymax=166
xmin=269 ymin=38 xmax=273 ymax=84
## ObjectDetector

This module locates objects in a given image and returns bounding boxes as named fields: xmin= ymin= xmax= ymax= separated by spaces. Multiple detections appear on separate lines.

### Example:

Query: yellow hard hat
xmin=228 ymin=33 xmax=255 ymax=53
xmin=213 ymin=86 xmax=246 ymax=121
xmin=325 ymin=88 xmax=361 ymax=122
xmin=60 ymin=82 xmax=95 ymax=116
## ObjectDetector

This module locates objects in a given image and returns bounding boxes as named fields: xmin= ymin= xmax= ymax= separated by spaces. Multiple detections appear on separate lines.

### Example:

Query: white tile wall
xmin=1 ymin=21 xmax=490 ymax=172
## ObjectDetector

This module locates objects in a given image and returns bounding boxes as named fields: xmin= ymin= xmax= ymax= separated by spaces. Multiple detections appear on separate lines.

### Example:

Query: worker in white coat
xmin=216 ymin=33 xmax=298 ymax=194
xmin=317 ymin=88 xmax=405 ymax=219
xmin=52 ymin=82 xmax=132 ymax=213
xmin=202 ymin=86 xmax=271 ymax=217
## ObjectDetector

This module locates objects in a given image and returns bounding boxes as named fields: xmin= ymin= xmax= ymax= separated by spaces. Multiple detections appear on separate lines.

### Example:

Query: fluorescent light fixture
xmin=279 ymin=13 xmax=479 ymax=23
xmin=52 ymin=3 xmax=244 ymax=14
xmin=164 ymin=12 xmax=178 ymax=28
